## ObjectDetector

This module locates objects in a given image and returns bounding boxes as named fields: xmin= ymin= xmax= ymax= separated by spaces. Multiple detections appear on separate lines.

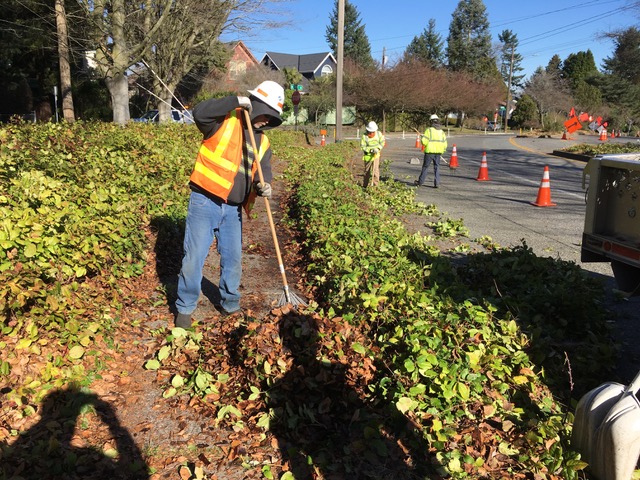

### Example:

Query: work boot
xmin=175 ymin=313 xmax=192 ymax=329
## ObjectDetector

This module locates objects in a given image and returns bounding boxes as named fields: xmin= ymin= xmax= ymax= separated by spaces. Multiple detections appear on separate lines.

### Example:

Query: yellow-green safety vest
xmin=421 ymin=127 xmax=447 ymax=154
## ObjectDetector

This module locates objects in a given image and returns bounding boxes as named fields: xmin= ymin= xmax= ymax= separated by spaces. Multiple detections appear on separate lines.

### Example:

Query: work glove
xmin=254 ymin=182 xmax=272 ymax=198
xmin=237 ymin=96 xmax=252 ymax=114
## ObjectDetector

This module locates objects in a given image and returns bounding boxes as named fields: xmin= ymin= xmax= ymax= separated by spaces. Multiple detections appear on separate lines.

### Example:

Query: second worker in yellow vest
xmin=360 ymin=121 xmax=386 ymax=187
xmin=415 ymin=114 xmax=447 ymax=189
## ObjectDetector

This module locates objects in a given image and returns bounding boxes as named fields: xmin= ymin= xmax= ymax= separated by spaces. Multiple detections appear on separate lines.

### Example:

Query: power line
xmin=517 ymin=3 xmax=636 ymax=46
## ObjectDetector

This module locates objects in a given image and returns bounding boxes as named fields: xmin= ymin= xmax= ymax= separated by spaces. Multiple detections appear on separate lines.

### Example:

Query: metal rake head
xmin=277 ymin=286 xmax=308 ymax=309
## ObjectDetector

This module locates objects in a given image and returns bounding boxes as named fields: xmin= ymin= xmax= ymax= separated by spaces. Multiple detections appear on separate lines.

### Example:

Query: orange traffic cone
xmin=562 ymin=131 xmax=567 ymax=140
xmin=449 ymin=144 xmax=459 ymax=169
xmin=531 ymin=166 xmax=557 ymax=207
xmin=599 ymin=129 xmax=607 ymax=141
xmin=415 ymin=134 xmax=421 ymax=149
xmin=610 ymin=129 xmax=615 ymax=138
xmin=476 ymin=152 xmax=490 ymax=181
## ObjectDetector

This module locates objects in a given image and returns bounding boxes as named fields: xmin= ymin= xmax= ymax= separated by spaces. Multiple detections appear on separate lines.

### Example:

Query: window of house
xmin=229 ymin=60 xmax=247 ymax=79
xmin=321 ymin=65 xmax=333 ymax=76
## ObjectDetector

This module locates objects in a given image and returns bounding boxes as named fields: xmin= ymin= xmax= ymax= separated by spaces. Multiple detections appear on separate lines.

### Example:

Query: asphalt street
xmin=382 ymin=131 xmax=617 ymax=275
xmin=378 ymin=130 xmax=640 ymax=383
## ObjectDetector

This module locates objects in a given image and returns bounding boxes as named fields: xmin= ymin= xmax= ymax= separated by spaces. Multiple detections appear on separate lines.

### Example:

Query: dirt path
xmin=101 ymin=159 xmax=299 ymax=478
xmin=0 ymin=156 xmax=302 ymax=480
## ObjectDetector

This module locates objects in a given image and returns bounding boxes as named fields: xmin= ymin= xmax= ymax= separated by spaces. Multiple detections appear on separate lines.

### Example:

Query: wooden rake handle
xmin=242 ymin=109 xmax=291 ymax=296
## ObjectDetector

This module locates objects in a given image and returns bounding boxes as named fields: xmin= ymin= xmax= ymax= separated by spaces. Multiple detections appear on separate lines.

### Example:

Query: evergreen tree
xmin=498 ymin=30 xmax=525 ymax=89
xmin=403 ymin=19 xmax=445 ymax=68
xmin=545 ymin=55 xmax=563 ymax=79
xmin=562 ymin=50 xmax=598 ymax=88
xmin=497 ymin=29 xmax=524 ymax=128
xmin=0 ymin=0 xmax=58 ymax=119
xmin=561 ymin=50 xmax=601 ymax=111
xmin=602 ymin=27 xmax=640 ymax=83
xmin=600 ymin=27 xmax=640 ymax=120
xmin=510 ymin=93 xmax=538 ymax=128
xmin=326 ymin=0 xmax=375 ymax=68
xmin=446 ymin=0 xmax=497 ymax=81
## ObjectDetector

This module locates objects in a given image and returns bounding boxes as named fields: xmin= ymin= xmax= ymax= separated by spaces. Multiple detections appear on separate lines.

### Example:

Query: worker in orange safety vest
xmin=175 ymin=81 xmax=285 ymax=328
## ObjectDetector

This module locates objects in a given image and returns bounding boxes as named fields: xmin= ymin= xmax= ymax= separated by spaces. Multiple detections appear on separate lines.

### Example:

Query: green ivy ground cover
xmin=0 ymin=123 xmax=617 ymax=478
xmin=561 ymin=141 xmax=640 ymax=156
xmin=271 ymin=131 xmax=615 ymax=478
xmin=0 ymin=121 xmax=198 ymax=405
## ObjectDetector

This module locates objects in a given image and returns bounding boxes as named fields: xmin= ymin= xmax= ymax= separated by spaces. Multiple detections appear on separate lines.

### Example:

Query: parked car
xmin=132 ymin=109 xmax=194 ymax=124
xmin=486 ymin=121 xmax=501 ymax=131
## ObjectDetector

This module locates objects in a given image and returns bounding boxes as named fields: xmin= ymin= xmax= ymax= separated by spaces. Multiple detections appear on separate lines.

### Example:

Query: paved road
xmin=383 ymin=131 xmax=617 ymax=275
xmin=380 ymin=131 xmax=640 ymax=383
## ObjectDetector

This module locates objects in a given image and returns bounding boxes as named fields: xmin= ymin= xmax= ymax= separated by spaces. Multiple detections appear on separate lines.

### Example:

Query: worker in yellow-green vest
xmin=360 ymin=121 xmax=386 ymax=187
xmin=415 ymin=114 xmax=447 ymax=188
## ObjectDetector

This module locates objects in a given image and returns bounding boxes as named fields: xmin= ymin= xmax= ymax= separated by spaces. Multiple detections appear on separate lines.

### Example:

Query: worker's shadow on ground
xmin=0 ymin=386 xmax=148 ymax=479
xmin=261 ymin=313 xmax=436 ymax=479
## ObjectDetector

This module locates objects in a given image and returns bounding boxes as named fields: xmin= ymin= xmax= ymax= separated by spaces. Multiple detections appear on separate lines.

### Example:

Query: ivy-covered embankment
xmin=270 ymin=129 xmax=614 ymax=478
xmin=0 ymin=121 xmax=198 ymax=404
xmin=0 ymin=122 xmax=616 ymax=478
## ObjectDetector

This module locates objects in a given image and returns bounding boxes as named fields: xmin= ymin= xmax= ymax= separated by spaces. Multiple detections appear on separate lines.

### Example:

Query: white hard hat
xmin=248 ymin=81 xmax=285 ymax=114
xmin=366 ymin=121 xmax=378 ymax=132
xmin=429 ymin=114 xmax=439 ymax=121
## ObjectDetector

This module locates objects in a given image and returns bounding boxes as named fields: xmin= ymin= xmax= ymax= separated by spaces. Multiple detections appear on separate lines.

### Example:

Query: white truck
xmin=582 ymin=153 xmax=640 ymax=296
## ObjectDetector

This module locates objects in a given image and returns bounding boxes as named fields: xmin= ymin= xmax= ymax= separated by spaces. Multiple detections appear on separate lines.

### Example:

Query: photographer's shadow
xmin=265 ymin=314 xmax=436 ymax=479
xmin=0 ymin=386 xmax=148 ymax=479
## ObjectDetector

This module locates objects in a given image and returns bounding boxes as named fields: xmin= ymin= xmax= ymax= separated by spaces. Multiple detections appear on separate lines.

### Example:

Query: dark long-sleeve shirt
xmin=191 ymin=96 xmax=273 ymax=206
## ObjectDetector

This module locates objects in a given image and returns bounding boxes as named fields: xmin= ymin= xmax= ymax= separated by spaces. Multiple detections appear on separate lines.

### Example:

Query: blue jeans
xmin=418 ymin=153 xmax=441 ymax=187
xmin=176 ymin=191 xmax=243 ymax=315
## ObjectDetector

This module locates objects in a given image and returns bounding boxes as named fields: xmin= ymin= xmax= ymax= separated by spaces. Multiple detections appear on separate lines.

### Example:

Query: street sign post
xmin=292 ymin=91 xmax=301 ymax=131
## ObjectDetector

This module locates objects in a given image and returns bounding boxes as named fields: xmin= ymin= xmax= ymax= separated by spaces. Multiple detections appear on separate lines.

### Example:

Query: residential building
xmin=260 ymin=52 xmax=337 ymax=90
xmin=218 ymin=41 xmax=260 ymax=90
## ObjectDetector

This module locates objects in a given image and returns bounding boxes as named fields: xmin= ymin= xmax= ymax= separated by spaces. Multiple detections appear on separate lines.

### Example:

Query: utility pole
xmin=335 ymin=0 xmax=344 ymax=142
xmin=382 ymin=46 xmax=386 ymax=133
xmin=505 ymin=46 xmax=514 ymax=133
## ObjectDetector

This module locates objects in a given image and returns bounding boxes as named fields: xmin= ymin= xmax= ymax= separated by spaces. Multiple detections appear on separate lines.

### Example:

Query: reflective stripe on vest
xmin=361 ymin=131 xmax=385 ymax=162
xmin=189 ymin=109 xmax=245 ymax=201
xmin=422 ymin=127 xmax=446 ymax=154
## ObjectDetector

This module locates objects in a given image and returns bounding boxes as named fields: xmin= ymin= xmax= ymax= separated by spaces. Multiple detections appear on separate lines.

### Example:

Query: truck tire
xmin=611 ymin=260 xmax=640 ymax=297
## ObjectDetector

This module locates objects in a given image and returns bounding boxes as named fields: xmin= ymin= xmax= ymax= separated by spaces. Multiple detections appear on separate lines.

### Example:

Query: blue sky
xmin=230 ymin=0 xmax=638 ymax=80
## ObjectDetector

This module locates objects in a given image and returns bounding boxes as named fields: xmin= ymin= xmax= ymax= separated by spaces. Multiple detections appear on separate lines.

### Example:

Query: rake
xmin=242 ymin=109 xmax=307 ymax=309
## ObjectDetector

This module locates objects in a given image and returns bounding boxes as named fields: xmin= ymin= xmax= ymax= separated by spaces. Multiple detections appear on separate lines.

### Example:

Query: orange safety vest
xmin=189 ymin=108 xmax=269 ymax=215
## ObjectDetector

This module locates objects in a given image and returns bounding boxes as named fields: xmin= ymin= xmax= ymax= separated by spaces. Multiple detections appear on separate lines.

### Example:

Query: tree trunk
xmin=105 ymin=73 xmax=130 ymax=124
xmin=54 ymin=0 xmax=74 ymax=122
xmin=146 ymin=72 xmax=176 ymax=122
xmin=157 ymin=93 xmax=172 ymax=122
xmin=100 ymin=0 xmax=130 ymax=124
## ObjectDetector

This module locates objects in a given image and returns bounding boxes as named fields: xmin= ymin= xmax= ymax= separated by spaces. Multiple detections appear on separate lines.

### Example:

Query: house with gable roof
xmin=220 ymin=41 xmax=260 ymax=89
xmin=260 ymin=51 xmax=337 ymax=90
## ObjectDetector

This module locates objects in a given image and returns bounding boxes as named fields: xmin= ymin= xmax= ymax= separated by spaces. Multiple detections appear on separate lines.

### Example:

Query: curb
xmin=551 ymin=150 xmax=591 ymax=162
